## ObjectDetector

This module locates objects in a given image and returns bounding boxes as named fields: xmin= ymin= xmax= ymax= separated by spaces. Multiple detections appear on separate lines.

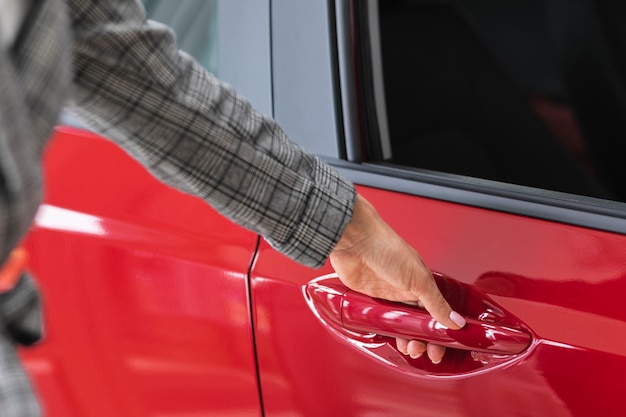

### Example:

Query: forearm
xmin=66 ymin=0 xmax=356 ymax=267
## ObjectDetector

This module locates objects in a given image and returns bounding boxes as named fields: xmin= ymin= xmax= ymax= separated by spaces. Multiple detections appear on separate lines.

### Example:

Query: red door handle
xmin=306 ymin=280 xmax=531 ymax=355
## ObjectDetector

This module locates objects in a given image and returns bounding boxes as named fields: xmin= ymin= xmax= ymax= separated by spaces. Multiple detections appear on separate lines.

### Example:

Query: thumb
xmin=417 ymin=278 xmax=466 ymax=330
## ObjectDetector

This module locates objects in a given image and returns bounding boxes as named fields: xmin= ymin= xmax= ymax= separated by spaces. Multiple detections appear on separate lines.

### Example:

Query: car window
xmin=141 ymin=0 xmax=218 ymax=75
xmin=354 ymin=0 xmax=626 ymax=204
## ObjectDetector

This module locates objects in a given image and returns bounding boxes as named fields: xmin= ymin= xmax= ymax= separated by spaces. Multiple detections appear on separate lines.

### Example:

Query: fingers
xmin=415 ymin=274 xmax=467 ymax=330
xmin=396 ymin=338 xmax=446 ymax=364
xmin=426 ymin=344 xmax=446 ymax=364
xmin=396 ymin=337 xmax=426 ymax=358
xmin=396 ymin=337 xmax=409 ymax=355
xmin=408 ymin=340 xmax=427 ymax=359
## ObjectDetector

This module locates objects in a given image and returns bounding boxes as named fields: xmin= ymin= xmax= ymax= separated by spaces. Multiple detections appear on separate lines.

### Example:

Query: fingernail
xmin=410 ymin=352 xmax=423 ymax=359
xmin=432 ymin=359 xmax=442 ymax=365
xmin=450 ymin=310 xmax=467 ymax=328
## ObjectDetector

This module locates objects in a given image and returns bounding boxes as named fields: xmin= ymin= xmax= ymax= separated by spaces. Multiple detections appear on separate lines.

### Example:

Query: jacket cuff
xmin=267 ymin=160 xmax=357 ymax=268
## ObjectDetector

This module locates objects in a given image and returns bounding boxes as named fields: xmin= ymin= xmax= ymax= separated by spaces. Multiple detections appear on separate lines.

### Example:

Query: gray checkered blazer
xmin=0 ymin=0 xmax=356 ymax=415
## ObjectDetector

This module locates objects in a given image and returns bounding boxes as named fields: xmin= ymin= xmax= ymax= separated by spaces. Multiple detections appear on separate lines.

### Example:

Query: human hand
xmin=330 ymin=194 xmax=466 ymax=364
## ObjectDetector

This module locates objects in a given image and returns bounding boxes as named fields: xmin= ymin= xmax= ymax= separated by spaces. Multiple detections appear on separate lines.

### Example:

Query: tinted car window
xmin=356 ymin=0 xmax=626 ymax=203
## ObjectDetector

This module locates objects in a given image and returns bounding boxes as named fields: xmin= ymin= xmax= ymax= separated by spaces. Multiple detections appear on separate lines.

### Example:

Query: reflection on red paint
xmin=19 ymin=128 xmax=263 ymax=417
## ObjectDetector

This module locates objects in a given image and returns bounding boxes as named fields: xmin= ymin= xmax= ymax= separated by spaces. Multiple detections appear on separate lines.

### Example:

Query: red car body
xmin=17 ymin=0 xmax=626 ymax=416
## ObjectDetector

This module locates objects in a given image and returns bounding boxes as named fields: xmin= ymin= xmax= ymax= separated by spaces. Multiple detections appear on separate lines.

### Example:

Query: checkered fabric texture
xmin=0 ymin=0 xmax=70 ymax=414
xmin=68 ymin=0 xmax=357 ymax=268
xmin=0 ymin=0 xmax=357 ymax=415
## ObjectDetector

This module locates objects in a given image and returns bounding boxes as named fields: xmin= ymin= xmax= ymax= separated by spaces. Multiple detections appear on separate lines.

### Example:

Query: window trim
xmin=324 ymin=156 xmax=626 ymax=235
xmin=333 ymin=0 xmax=362 ymax=162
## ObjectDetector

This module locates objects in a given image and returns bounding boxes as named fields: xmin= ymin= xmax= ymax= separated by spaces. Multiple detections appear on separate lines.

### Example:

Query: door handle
xmin=306 ymin=279 xmax=531 ymax=355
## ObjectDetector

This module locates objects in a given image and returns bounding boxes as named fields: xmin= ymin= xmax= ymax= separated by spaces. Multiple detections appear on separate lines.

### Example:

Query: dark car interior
xmin=360 ymin=0 xmax=626 ymax=202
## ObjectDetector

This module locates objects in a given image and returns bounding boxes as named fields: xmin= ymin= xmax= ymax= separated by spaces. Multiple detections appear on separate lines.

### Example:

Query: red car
xmin=19 ymin=0 xmax=626 ymax=416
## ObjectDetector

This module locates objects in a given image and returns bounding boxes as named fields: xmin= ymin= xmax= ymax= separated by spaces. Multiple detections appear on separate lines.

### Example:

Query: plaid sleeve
xmin=65 ymin=0 xmax=356 ymax=268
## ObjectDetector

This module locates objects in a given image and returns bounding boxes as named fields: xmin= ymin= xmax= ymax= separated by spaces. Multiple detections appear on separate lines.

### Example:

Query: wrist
xmin=333 ymin=194 xmax=381 ymax=253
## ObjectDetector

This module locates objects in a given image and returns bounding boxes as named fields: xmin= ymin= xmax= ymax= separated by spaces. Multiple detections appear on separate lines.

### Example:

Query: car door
xmin=20 ymin=128 xmax=261 ymax=417
xmin=251 ymin=1 xmax=626 ymax=416
xmin=18 ymin=1 xmax=272 ymax=416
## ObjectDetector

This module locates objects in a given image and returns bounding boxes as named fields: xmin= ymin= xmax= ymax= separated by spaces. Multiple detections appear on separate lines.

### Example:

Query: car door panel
xmin=251 ymin=184 xmax=626 ymax=417
xmin=19 ymin=127 xmax=262 ymax=417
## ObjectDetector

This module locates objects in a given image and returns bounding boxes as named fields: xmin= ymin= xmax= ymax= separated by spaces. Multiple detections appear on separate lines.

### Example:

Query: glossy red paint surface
xmin=19 ymin=127 xmax=262 ymax=417
xmin=18 ymin=127 xmax=626 ymax=417
xmin=251 ymin=185 xmax=626 ymax=417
